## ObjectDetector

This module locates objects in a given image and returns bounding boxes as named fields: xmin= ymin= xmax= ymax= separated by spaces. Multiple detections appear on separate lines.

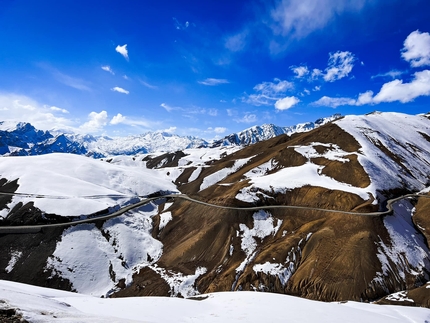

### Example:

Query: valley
xmin=0 ymin=111 xmax=430 ymax=320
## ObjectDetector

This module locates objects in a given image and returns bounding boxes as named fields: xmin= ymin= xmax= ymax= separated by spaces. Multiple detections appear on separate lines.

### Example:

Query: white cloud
xmin=323 ymin=51 xmax=356 ymax=82
xmin=0 ymin=93 xmax=75 ymax=130
xmin=50 ymin=106 xmax=69 ymax=114
xmin=371 ymin=70 xmax=406 ymax=79
xmin=401 ymin=30 xmax=430 ymax=67
xmin=291 ymin=66 xmax=309 ymax=78
xmin=373 ymin=70 xmax=430 ymax=103
xmin=116 ymin=44 xmax=129 ymax=61
xmin=235 ymin=114 xmax=257 ymax=123
xmin=226 ymin=109 xmax=235 ymax=117
xmin=214 ymin=127 xmax=227 ymax=134
xmin=101 ymin=66 xmax=114 ymax=75
xmin=111 ymin=87 xmax=129 ymax=94
xmin=161 ymin=103 xmax=174 ymax=112
xmin=173 ymin=18 xmax=191 ymax=30
xmin=198 ymin=78 xmax=229 ymax=86
xmin=162 ymin=126 xmax=177 ymax=133
xmin=52 ymin=70 xmax=92 ymax=91
xmin=245 ymin=78 xmax=294 ymax=106
xmin=110 ymin=113 xmax=126 ymax=125
xmin=225 ymin=30 xmax=248 ymax=52
xmin=208 ymin=109 xmax=218 ymax=116
xmin=313 ymin=96 xmax=356 ymax=108
xmin=356 ymin=91 xmax=374 ymax=105
xmin=79 ymin=111 xmax=108 ymax=133
xmin=314 ymin=70 xmax=430 ymax=107
xmin=269 ymin=0 xmax=368 ymax=40
xmin=123 ymin=75 xmax=129 ymax=80
xmin=311 ymin=68 xmax=323 ymax=80
xmin=275 ymin=96 xmax=300 ymax=110
xmin=313 ymin=85 xmax=321 ymax=91
xmin=206 ymin=127 xmax=227 ymax=134
xmin=139 ymin=79 xmax=158 ymax=89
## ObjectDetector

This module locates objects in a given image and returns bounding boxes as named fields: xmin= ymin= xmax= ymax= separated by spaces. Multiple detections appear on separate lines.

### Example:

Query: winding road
xmin=0 ymin=191 xmax=428 ymax=234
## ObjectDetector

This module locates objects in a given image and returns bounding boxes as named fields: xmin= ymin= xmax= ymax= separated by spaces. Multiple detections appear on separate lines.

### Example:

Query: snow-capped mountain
xmin=0 ymin=114 xmax=340 ymax=157
xmin=0 ymin=122 xmax=207 ymax=158
xmin=1 ymin=112 xmax=430 ymax=310
xmin=210 ymin=114 xmax=342 ymax=147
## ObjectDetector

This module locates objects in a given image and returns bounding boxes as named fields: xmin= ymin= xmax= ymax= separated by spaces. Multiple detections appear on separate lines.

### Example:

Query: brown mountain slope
xmin=113 ymin=196 xmax=427 ymax=302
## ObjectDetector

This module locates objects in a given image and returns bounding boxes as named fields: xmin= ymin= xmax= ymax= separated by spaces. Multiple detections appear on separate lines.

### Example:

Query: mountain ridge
xmin=0 ymin=114 xmax=341 ymax=157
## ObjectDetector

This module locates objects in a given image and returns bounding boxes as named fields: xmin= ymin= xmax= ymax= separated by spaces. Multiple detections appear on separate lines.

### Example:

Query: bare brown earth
xmin=114 ymin=122 xmax=429 ymax=303
xmin=114 ymin=197 xmax=422 ymax=302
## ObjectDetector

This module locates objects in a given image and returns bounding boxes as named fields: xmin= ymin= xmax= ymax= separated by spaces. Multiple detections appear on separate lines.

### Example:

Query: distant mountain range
xmin=0 ymin=114 xmax=341 ymax=158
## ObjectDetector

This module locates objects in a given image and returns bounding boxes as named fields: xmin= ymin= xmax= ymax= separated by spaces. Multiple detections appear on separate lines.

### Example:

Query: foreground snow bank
xmin=0 ymin=280 xmax=429 ymax=323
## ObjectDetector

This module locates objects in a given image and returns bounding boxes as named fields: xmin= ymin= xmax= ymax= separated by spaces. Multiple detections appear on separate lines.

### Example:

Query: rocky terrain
xmin=0 ymin=112 xmax=429 ymax=308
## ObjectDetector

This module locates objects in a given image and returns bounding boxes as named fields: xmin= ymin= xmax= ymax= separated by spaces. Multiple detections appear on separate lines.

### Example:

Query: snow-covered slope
xmin=1 ymin=280 xmax=429 ymax=323
xmin=336 ymin=111 xmax=430 ymax=196
xmin=0 ymin=153 xmax=177 ymax=217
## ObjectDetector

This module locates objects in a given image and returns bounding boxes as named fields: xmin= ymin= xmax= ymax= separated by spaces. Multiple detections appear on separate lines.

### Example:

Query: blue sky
xmin=0 ymin=0 xmax=429 ymax=139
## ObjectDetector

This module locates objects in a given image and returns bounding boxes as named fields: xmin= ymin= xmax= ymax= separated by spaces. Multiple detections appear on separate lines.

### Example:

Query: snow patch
xmin=200 ymin=156 xmax=254 ymax=191
xmin=373 ymin=199 xmax=430 ymax=286
xmin=45 ymin=202 xmax=163 ymax=297
xmin=5 ymin=250 xmax=22 ymax=273
xmin=149 ymin=265 xmax=207 ymax=298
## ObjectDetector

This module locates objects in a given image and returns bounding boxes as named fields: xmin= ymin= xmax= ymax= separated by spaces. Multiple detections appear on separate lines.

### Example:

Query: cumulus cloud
xmin=50 ymin=106 xmax=69 ymax=114
xmin=162 ymin=126 xmax=177 ymax=133
xmin=275 ymin=96 xmax=300 ymax=110
xmin=79 ymin=111 xmax=109 ymax=133
xmin=235 ymin=114 xmax=257 ymax=123
xmin=323 ymin=51 xmax=356 ymax=82
xmin=314 ymin=70 xmax=430 ymax=107
xmin=269 ymin=0 xmax=368 ymax=40
xmin=373 ymin=70 xmax=430 ymax=103
xmin=110 ymin=113 xmax=126 ymax=125
xmin=101 ymin=66 xmax=114 ymax=75
xmin=111 ymin=87 xmax=129 ymax=94
xmin=244 ymin=78 xmax=294 ymax=106
xmin=401 ymin=30 xmax=430 ymax=67
xmin=198 ymin=78 xmax=229 ymax=86
xmin=313 ymin=96 xmax=356 ymax=108
xmin=291 ymin=66 xmax=309 ymax=78
xmin=116 ymin=44 xmax=129 ymax=61
xmin=0 ymin=93 xmax=75 ymax=130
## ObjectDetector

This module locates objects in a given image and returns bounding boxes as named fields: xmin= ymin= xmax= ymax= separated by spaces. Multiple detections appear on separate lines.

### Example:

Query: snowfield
xmin=0 ymin=153 xmax=178 ymax=217
xmin=0 ymin=280 xmax=429 ymax=323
